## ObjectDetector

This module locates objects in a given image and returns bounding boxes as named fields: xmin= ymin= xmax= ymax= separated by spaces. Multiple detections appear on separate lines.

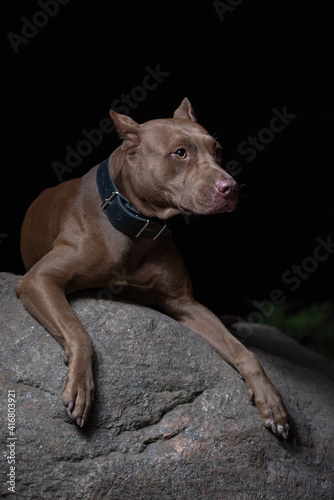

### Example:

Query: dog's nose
xmin=215 ymin=179 xmax=238 ymax=197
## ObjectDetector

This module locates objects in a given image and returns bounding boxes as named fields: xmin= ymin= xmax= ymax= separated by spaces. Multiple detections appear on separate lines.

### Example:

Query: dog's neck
xmin=108 ymin=148 xmax=155 ymax=218
xmin=97 ymin=156 xmax=172 ymax=240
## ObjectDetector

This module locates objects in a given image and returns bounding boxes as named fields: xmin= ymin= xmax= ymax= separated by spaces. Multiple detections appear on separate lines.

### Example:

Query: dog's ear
xmin=173 ymin=97 xmax=197 ymax=122
xmin=109 ymin=109 xmax=140 ymax=153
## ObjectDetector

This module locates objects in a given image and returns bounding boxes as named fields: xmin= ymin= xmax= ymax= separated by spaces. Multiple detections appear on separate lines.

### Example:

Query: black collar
xmin=96 ymin=157 xmax=172 ymax=240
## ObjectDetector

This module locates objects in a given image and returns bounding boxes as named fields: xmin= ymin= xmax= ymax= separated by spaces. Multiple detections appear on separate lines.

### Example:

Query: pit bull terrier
xmin=15 ymin=98 xmax=289 ymax=438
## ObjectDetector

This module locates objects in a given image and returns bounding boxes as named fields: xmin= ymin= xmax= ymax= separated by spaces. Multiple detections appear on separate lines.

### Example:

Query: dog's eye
xmin=175 ymin=148 xmax=187 ymax=159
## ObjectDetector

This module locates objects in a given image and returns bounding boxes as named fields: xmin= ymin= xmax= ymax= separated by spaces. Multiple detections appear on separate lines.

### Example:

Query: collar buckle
xmin=135 ymin=220 xmax=150 ymax=238
xmin=152 ymin=223 xmax=167 ymax=240
xmin=101 ymin=191 xmax=128 ymax=211
xmin=135 ymin=220 xmax=167 ymax=240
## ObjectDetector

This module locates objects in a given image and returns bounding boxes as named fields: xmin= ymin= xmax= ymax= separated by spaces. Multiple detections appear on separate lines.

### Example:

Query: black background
xmin=2 ymin=0 xmax=334 ymax=317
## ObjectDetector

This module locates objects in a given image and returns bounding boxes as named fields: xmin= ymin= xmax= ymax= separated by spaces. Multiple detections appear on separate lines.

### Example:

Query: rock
xmin=0 ymin=272 xmax=334 ymax=499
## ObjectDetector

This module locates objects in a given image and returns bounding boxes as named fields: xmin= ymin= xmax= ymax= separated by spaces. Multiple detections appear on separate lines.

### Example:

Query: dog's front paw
xmin=248 ymin=378 xmax=289 ymax=439
xmin=62 ymin=364 xmax=94 ymax=427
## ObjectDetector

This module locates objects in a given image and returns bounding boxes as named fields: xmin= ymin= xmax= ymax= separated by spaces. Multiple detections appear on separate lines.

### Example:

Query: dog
xmin=15 ymin=98 xmax=289 ymax=438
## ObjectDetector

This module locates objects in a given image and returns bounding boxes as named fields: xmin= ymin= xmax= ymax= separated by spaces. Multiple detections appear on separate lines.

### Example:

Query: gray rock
xmin=0 ymin=272 xmax=333 ymax=499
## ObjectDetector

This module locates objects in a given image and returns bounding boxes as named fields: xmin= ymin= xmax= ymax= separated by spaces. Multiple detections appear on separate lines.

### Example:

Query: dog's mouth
xmin=179 ymin=191 xmax=238 ymax=216
xmin=167 ymin=179 xmax=241 ymax=218
xmin=179 ymin=202 xmax=236 ymax=216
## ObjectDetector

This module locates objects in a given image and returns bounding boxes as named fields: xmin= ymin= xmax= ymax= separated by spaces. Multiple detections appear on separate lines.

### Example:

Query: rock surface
xmin=1 ymin=272 xmax=334 ymax=499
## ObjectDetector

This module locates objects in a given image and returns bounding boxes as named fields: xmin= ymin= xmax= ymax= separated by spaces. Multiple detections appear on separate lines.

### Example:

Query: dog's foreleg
xmin=163 ymin=297 xmax=289 ymax=438
xmin=15 ymin=255 xmax=94 ymax=427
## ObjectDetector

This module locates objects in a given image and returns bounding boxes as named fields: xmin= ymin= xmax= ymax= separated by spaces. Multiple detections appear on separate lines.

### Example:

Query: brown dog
xmin=15 ymin=98 xmax=289 ymax=438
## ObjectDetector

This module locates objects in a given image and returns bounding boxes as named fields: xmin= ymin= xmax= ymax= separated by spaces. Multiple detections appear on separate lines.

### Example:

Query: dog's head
xmin=109 ymin=98 xmax=238 ymax=220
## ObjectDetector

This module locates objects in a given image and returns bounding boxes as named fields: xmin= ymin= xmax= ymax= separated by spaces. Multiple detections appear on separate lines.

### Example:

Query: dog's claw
xmin=282 ymin=423 xmax=290 ymax=439
xmin=277 ymin=424 xmax=284 ymax=435
xmin=248 ymin=377 xmax=289 ymax=439
xmin=75 ymin=417 xmax=85 ymax=428
xmin=270 ymin=421 xmax=277 ymax=435
xmin=62 ymin=367 xmax=94 ymax=427
xmin=263 ymin=418 xmax=289 ymax=439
